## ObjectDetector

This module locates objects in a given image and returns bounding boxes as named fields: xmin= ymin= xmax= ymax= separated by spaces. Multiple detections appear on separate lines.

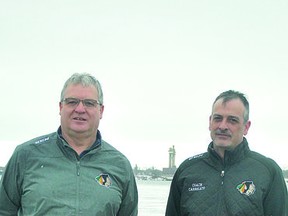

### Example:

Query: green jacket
xmin=166 ymin=138 xmax=288 ymax=216
xmin=0 ymin=129 xmax=138 ymax=216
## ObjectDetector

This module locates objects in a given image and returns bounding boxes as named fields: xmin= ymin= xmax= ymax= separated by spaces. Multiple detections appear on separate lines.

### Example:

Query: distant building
xmin=162 ymin=146 xmax=177 ymax=176
xmin=168 ymin=145 xmax=176 ymax=168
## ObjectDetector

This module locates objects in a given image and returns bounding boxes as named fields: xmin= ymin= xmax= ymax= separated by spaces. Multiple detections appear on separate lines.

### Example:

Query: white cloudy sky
xmin=1 ymin=0 xmax=287 ymax=170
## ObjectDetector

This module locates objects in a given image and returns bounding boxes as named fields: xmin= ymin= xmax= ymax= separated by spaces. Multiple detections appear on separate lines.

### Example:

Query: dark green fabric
xmin=166 ymin=138 xmax=288 ymax=216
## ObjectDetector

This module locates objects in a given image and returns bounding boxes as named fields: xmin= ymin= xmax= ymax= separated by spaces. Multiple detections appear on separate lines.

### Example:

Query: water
xmin=137 ymin=180 xmax=171 ymax=216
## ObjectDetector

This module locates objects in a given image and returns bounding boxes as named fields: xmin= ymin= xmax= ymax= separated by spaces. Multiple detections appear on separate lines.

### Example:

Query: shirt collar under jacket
xmin=57 ymin=126 xmax=102 ymax=157
xmin=207 ymin=137 xmax=250 ymax=166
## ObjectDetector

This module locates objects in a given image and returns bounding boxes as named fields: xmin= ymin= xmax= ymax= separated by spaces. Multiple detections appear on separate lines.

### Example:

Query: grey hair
xmin=60 ymin=73 xmax=104 ymax=105
xmin=212 ymin=90 xmax=249 ymax=123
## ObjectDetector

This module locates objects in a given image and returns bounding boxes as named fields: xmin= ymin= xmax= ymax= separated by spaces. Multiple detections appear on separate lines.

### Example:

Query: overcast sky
xmin=1 ymin=0 xmax=288 ymax=170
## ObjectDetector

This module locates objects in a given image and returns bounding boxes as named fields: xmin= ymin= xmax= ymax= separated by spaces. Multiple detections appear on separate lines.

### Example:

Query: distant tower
xmin=168 ymin=145 xmax=176 ymax=168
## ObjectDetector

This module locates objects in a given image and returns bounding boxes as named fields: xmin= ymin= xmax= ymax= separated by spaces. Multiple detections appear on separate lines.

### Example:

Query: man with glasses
xmin=0 ymin=73 xmax=138 ymax=216
xmin=165 ymin=90 xmax=288 ymax=216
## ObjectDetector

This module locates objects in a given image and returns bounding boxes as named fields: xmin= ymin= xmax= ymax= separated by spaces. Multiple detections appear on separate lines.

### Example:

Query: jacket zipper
xmin=76 ymin=161 xmax=81 ymax=176
xmin=220 ymin=170 xmax=225 ymax=185
xmin=76 ymin=160 xmax=81 ymax=215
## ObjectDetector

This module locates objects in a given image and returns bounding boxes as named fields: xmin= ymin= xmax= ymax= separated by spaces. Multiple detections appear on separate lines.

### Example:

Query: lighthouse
xmin=162 ymin=145 xmax=177 ymax=178
xmin=168 ymin=145 xmax=176 ymax=168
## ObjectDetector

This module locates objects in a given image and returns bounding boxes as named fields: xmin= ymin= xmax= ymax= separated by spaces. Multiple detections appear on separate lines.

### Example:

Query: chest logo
xmin=95 ymin=174 xmax=112 ymax=188
xmin=236 ymin=180 xmax=256 ymax=196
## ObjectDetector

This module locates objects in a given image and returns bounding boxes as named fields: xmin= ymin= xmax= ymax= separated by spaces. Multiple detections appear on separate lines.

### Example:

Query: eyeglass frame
xmin=61 ymin=97 xmax=102 ymax=108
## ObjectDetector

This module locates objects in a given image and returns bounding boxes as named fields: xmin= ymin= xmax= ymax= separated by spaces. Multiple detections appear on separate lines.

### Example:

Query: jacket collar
xmin=207 ymin=137 xmax=250 ymax=166
xmin=57 ymin=126 xmax=102 ymax=157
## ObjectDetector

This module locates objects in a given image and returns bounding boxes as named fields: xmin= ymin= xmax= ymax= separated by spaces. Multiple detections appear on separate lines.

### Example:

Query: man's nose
xmin=74 ymin=101 xmax=86 ymax=112
xmin=218 ymin=120 xmax=228 ymax=130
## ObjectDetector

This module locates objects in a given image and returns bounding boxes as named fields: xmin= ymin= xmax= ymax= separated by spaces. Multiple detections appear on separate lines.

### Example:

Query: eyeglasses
xmin=62 ymin=98 xmax=101 ymax=108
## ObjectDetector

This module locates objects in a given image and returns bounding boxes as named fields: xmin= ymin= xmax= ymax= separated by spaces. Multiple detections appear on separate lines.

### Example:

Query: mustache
xmin=215 ymin=129 xmax=231 ymax=136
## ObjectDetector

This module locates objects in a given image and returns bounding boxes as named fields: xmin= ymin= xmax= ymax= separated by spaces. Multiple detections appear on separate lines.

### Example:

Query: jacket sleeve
xmin=263 ymin=160 xmax=288 ymax=216
xmin=0 ymin=147 xmax=24 ymax=215
xmin=165 ymin=170 xmax=182 ymax=216
xmin=117 ymin=164 xmax=138 ymax=216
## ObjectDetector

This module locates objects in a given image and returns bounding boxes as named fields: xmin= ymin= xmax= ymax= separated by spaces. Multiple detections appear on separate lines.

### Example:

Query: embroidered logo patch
xmin=236 ymin=181 xmax=256 ymax=196
xmin=95 ymin=174 xmax=112 ymax=188
xmin=188 ymin=182 xmax=206 ymax=192
xmin=188 ymin=153 xmax=204 ymax=160
xmin=35 ymin=137 xmax=49 ymax=144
